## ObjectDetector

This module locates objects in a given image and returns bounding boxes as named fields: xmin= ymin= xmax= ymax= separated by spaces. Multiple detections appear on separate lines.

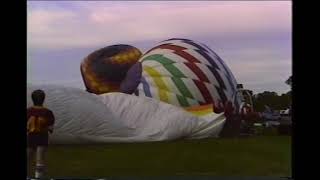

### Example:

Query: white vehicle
xmin=264 ymin=121 xmax=280 ymax=128
xmin=280 ymin=109 xmax=290 ymax=116
xmin=280 ymin=108 xmax=291 ymax=122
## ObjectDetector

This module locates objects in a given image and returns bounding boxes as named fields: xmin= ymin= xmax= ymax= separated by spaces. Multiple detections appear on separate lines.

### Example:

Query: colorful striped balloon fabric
xmin=136 ymin=38 xmax=241 ymax=109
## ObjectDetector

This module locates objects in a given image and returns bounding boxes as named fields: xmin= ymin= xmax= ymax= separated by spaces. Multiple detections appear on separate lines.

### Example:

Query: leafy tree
xmin=240 ymin=77 xmax=292 ymax=112
xmin=285 ymin=76 xmax=292 ymax=86
xmin=249 ymin=91 xmax=291 ymax=112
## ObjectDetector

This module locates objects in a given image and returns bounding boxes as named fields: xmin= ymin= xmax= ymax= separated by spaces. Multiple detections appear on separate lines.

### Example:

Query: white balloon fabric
xmin=27 ymin=84 xmax=226 ymax=144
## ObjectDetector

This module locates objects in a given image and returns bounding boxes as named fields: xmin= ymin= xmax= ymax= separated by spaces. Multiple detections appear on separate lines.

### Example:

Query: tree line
xmin=244 ymin=76 xmax=292 ymax=112
xmin=252 ymin=91 xmax=291 ymax=112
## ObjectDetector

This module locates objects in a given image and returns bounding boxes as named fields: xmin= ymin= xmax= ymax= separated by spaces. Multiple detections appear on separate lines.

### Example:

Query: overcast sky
xmin=27 ymin=1 xmax=292 ymax=95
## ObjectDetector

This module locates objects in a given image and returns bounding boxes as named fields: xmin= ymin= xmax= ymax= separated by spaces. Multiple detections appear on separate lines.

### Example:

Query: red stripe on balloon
xmin=173 ymin=50 xmax=200 ymax=63
xmin=193 ymin=79 xmax=213 ymax=104
xmin=158 ymin=44 xmax=201 ymax=63
xmin=143 ymin=44 xmax=173 ymax=55
xmin=184 ymin=62 xmax=210 ymax=83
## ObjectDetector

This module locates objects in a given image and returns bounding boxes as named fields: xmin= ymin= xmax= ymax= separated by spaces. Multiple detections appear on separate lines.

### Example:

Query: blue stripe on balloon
xmin=141 ymin=76 xmax=152 ymax=97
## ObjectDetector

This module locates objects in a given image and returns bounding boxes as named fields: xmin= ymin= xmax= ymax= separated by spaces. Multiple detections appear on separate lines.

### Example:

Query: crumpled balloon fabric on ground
xmin=27 ymin=84 xmax=226 ymax=144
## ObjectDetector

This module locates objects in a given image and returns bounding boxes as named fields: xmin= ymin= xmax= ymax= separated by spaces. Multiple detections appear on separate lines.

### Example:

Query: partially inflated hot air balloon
xmin=135 ymin=38 xmax=241 ymax=110
xmin=81 ymin=44 xmax=142 ymax=94
xmin=25 ymin=39 xmax=246 ymax=144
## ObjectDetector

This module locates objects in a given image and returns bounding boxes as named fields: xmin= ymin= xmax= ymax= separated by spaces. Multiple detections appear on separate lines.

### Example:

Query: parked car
xmin=280 ymin=108 xmax=291 ymax=122
xmin=263 ymin=121 xmax=280 ymax=128
xmin=261 ymin=106 xmax=281 ymax=121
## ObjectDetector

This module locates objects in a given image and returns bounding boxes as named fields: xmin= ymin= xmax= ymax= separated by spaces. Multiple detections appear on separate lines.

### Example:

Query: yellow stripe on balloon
xmin=134 ymin=49 xmax=141 ymax=57
xmin=111 ymin=55 xmax=121 ymax=64
xmin=128 ymin=52 xmax=135 ymax=59
xmin=98 ymin=86 xmax=109 ymax=92
xmin=144 ymin=66 xmax=169 ymax=102
xmin=113 ymin=55 xmax=120 ymax=61
xmin=121 ymin=54 xmax=128 ymax=61
xmin=90 ymin=81 xmax=99 ymax=88
xmin=158 ymin=89 xmax=169 ymax=103
xmin=187 ymin=109 xmax=212 ymax=116
xmin=184 ymin=104 xmax=213 ymax=117
xmin=86 ymin=74 xmax=95 ymax=81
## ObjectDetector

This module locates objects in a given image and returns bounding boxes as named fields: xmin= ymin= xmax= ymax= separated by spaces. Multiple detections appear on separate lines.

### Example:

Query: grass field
xmin=39 ymin=136 xmax=291 ymax=178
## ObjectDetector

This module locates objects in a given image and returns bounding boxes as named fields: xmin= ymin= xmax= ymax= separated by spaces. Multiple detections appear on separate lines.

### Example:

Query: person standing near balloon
xmin=27 ymin=90 xmax=55 ymax=179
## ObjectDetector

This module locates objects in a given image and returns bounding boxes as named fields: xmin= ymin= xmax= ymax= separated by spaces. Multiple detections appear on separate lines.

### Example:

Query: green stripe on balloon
xmin=143 ymin=54 xmax=186 ymax=78
xmin=163 ymin=64 xmax=187 ymax=78
xmin=143 ymin=53 xmax=211 ymax=106
xmin=143 ymin=54 xmax=197 ymax=101
xmin=171 ymin=77 xmax=194 ymax=99
xmin=142 ymin=54 xmax=172 ymax=63
xmin=176 ymin=94 xmax=190 ymax=107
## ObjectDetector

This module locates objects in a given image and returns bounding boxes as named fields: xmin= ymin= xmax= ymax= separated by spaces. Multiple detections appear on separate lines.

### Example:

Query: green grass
xmin=42 ymin=136 xmax=291 ymax=178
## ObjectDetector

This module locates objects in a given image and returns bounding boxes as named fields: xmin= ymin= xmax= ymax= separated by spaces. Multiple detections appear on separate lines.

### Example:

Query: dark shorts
xmin=27 ymin=133 xmax=49 ymax=148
